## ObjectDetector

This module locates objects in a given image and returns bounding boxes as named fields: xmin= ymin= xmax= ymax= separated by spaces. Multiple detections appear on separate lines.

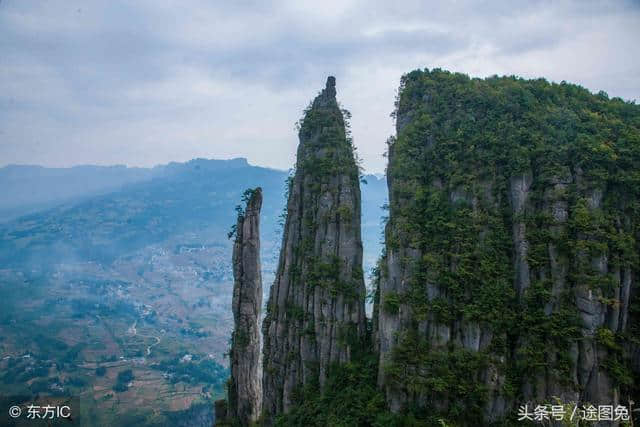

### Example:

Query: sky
xmin=1 ymin=1 xmax=639 ymax=174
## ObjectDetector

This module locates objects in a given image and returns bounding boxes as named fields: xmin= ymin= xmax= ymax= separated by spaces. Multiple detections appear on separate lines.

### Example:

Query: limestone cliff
xmin=376 ymin=69 xmax=640 ymax=424
xmin=262 ymin=77 xmax=367 ymax=419
xmin=228 ymin=188 xmax=263 ymax=424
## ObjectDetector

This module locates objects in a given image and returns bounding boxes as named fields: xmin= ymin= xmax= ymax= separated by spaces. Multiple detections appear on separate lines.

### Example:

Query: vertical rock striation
xmin=228 ymin=188 xmax=263 ymax=425
xmin=376 ymin=69 xmax=640 ymax=424
xmin=262 ymin=77 xmax=367 ymax=420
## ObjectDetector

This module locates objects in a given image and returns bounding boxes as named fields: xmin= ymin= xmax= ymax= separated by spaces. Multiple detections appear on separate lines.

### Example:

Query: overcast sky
xmin=1 ymin=0 xmax=639 ymax=173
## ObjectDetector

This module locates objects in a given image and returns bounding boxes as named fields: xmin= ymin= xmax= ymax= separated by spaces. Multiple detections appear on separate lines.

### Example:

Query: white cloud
xmin=0 ymin=0 xmax=638 ymax=173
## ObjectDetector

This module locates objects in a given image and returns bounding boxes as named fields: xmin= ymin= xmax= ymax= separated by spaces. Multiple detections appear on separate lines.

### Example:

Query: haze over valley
xmin=0 ymin=158 xmax=386 ymax=426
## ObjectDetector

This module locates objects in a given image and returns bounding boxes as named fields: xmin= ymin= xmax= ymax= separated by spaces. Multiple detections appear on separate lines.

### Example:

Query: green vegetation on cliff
xmin=379 ymin=68 xmax=640 ymax=424
xmin=276 ymin=69 xmax=640 ymax=426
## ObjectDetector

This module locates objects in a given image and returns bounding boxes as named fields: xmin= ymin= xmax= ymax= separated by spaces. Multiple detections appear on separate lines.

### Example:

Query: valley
xmin=0 ymin=158 xmax=385 ymax=426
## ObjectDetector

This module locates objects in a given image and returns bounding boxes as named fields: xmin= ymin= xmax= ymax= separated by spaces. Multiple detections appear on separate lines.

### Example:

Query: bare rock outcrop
xmin=261 ymin=77 xmax=367 ymax=420
xmin=227 ymin=188 xmax=263 ymax=425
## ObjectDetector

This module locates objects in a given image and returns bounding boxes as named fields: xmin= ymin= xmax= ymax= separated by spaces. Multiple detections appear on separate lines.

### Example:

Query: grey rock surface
xmin=228 ymin=188 xmax=263 ymax=424
xmin=262 ymin=77 xmax=367 ymax=420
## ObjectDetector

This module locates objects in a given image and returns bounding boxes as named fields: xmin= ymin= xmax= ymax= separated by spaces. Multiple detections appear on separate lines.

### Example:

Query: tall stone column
xmin=228 ymin=187 xmax=263 ymax=424
xmin=262 ymin=77 xmax=367 ymax=420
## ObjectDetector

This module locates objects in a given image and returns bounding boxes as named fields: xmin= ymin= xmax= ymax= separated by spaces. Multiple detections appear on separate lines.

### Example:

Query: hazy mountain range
xmin=0 ymin=157 xmax=386 ymax=426
xmin=0 ymin=158 xmax=386 ymax=269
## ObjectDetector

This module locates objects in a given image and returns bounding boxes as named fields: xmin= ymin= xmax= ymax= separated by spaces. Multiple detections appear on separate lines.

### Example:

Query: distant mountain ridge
xmin=0 ymin=157 xmax=386 ymax=273
xmin=0 ymin=158 xmax=270 ymax=223
xmin=0 ymin=163 xmax=153 ymax=222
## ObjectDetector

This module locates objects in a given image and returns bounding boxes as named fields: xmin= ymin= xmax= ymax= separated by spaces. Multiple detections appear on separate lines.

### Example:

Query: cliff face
xmin=262 ymin=77 xmax=367 ymax=419
xmin=376 ymin=69 xmax=640 ymax=424
xmin=228 ymin=188 xmax=263 ymax=424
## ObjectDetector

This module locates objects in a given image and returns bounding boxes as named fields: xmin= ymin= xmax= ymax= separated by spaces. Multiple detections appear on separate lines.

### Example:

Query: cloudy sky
xmin=1 ymin=0 xmax=639 ymax=173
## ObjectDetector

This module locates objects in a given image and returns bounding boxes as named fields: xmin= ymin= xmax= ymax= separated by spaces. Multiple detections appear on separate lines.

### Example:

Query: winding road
xmin=128 ymin=319 xmax=161 ymax=356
